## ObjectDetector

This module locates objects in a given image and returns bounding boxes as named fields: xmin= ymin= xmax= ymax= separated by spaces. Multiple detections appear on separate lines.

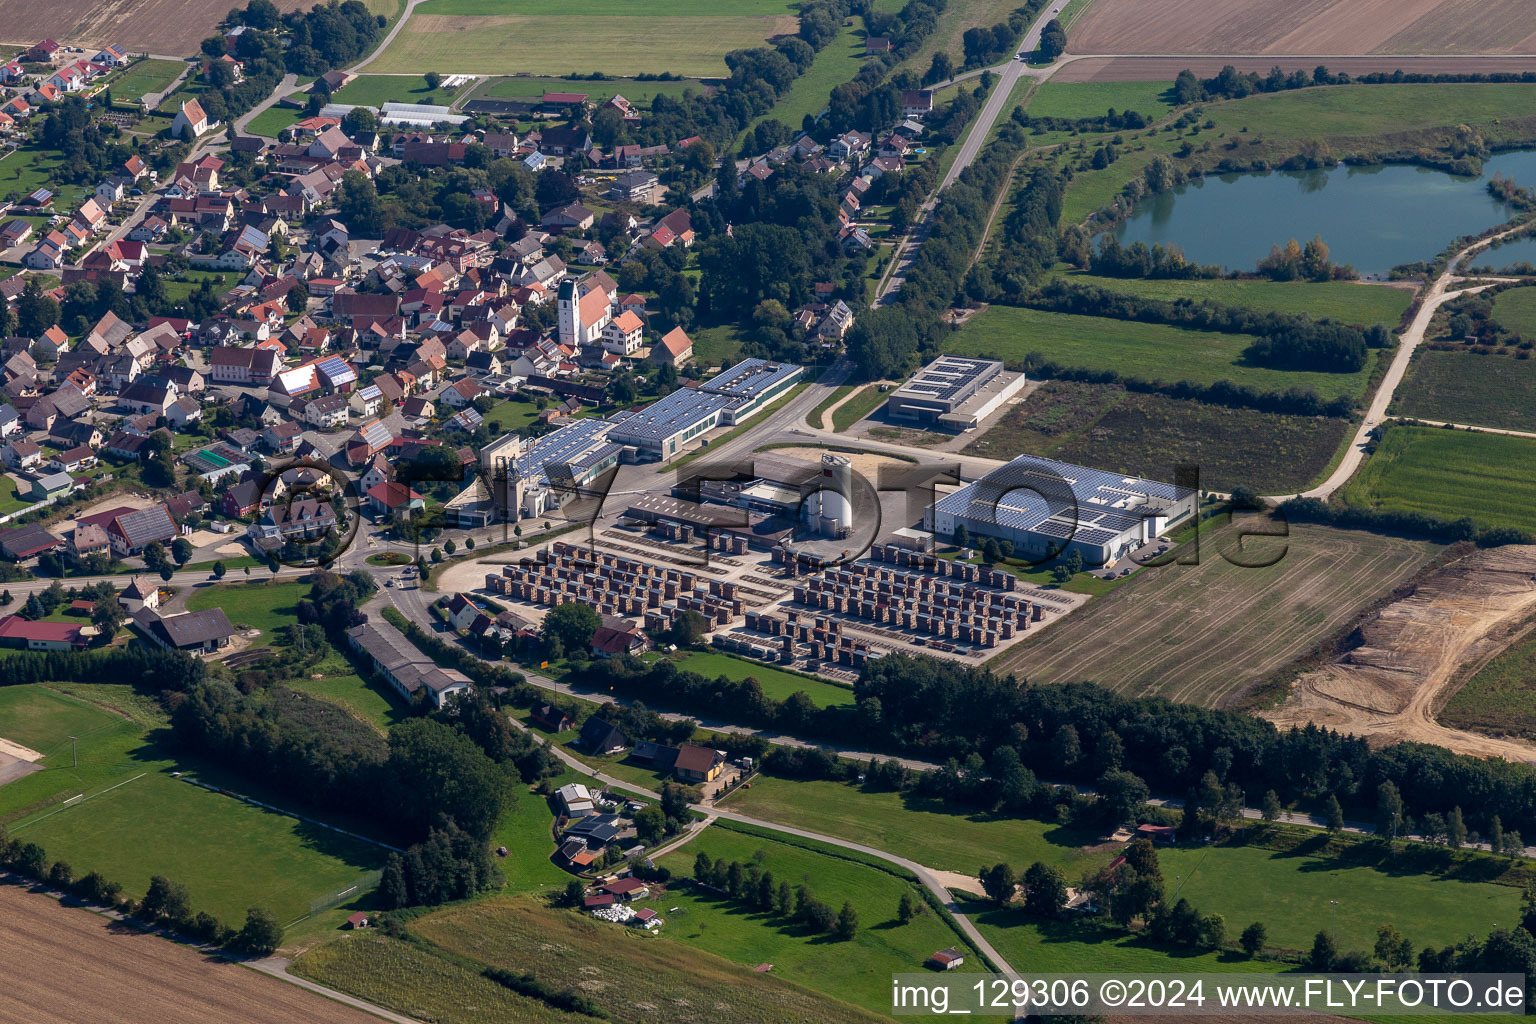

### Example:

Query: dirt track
xmin=1068 ymin=0 xmax=1536 ymax=57
xmin=1053 ymin=54 xmax=1536 ymax=82
xmin=1267 ymin=546 xmax=1536 ymax=760
xmin=0 ymin=884 xmax=378 ymax=1024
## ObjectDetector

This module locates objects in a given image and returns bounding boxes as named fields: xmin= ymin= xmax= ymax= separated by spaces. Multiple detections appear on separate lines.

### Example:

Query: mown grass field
xmin=1491 ymin=285 xmax=1536 ymax=336
xmin=406 ymin=894 xmax=896 ymax=1024
xmin=663 ymin=650 xmax=855 ymax=706
xmin=992 ymin=521 xmax=1437 ymax=706
xmin=1394 ymin=348 xmax=1536 ymax=431
xmin=245 ymin=104 xmax=305 ymax=138
xmin=185 ymin=580 xmax=305 ymax=634
xmin=1054 ymin=272 xmax=1414 ymax=326
xmin=293 ymin=932 xmax=590 ymax=1024
xmin=1159 ymin=840 xmax=1520 ymax=952
xmin=643 ymin=823 xmax=990 ymax=1015
xmin=1057 ymin=83 xmax=1536 ymax=223
xmin=370 ymin=0 xmax=797 ymax=77
xmin=950 ymin=304 xmax=1379 ymax=400
xmin=963 ymin=380 xmax=1351 ymax=494
xmin=0 ymin=685 xmax=385 ymax=926
xmin=1342 ymin=425 xmax=1536 ymax=534
xmin=832 ymin=383 xmax=888 ymax=430
xmin=718 ymin=776 xmax=1116 ymax=876
xmin=331 ymin=73 xmax=477 ymax=109
xmin=105 ymin=59 xmax=185 ymax=102
xmin=1027 ymin=80 xmax=1177 ymax=122
xmin=15 ymin=773 xmax=387 ymax=925
xmin=474 ymin=75 xmax=709 ymax=105
xmin=1442 ymin=627 xmax=1536 ymax=740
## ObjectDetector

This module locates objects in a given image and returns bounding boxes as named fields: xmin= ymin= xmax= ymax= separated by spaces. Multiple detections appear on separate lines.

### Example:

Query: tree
xmin=833 ymin=900 xmax=859 ymax=940
xmin=236 ymin=906 xmax=283 ymax=956
xmin=980 ymin=862 xmax=1016 ymax=905
xmin=1491 ymin=815 xmax=1505 ymax=858
xmin=424 ymin=71 xmax=442 ymax=90
xmin=1448 ymin=806 xmax=1467 ymax=849
xmin=213 ymin=561 xmax=227 ymax=579
xmin=544 ymin=601 xmax=601 ymax=653
xmin=341 ymin=106 xmax=377 ymax=135
xmin=142 ymin=875 xmax=191 ymax=923
xmin=897 ymin=891 xmax=916 ymax=924
xmin=1240 ymin=921 xmax=1267 ymax=957
xmin=381 ymin=853 xmax=408 ymax=908
xmin=171 ymin=537 xmax=193 ymax=565
xmin=1261 ymin=789 xmax=1282 ymax=823
xmin=564 ymin=879 xmax=586 ymax=907
xmin=1376 ymin=781 xmax=1403 ymax=840
xmin=1325 ymin=794 xmax=1345 ymax=832
xmin=633 ymin=804 xmax=666 ymax=845
xmin=444 ymin=538 xmax=457 ymax=556
xmin=1022 ymin=861 xmax=1067 ymax=919
xmin=1037 ymin=17 xmax=1067 ymax=61
xmin=1309 ymin=929 xmax=1337 ymax=970
xmin=952 ymin=522 xmax=968 ymax=550
xmin=91 ymin=597 xmax=124 ymax=637
xmin=1376 ymin=924 xmax=1414 ymax=969
xmin=1098 ymin=768 xmax=1149 ymax=825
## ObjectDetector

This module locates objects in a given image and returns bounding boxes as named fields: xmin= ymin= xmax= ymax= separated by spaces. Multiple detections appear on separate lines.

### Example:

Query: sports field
xmin=950 ymin=304 xmax=1379 ymax=400
xmin=718 ymin=776 xmax=1116 ymax=875
xmin=991 ymin=520 xmax=1438 ymax=706
xmin=1394 ymin=348 xmax=1536 ymax=431
xmin=369 ymin=0 xmax=799 ymax=77
xmin=1342 ymin=425 xmax=1536 ymax=534
xmin=14 ymin=773 xmax=387 ymax=925
xmin=964 ymin=380 xmax=1351 ymax=494
xmin=646 ymin=823 xmax=988 ymax=1013
xmin=1054 ymin=272 xmax=1414 ymax=326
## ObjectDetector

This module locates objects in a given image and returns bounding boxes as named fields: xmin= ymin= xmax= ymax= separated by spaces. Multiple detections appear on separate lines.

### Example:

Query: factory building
xmin=607 ymin=358 xmax=803 ymax=460
xmin=471 ymin=417 xmax=623 ymax=523
xmin=926 ymin=454 xmax=1197 ymax=566
xmin=885 ymin=356 xmax=1028 ymax=431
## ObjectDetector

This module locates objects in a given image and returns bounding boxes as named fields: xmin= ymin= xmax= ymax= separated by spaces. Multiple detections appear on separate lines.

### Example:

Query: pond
xmin=1110 ymin=150 xmax=1536 ymax=278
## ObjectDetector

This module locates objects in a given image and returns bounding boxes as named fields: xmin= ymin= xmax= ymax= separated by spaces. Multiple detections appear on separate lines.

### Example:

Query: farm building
xmin=0 ymin=614 xmax=86 ymax=650
xmin=926 ymin=454 xmax=1198 ymax=567
xmin=132 ymin=608 xmax=237 ymax=654
xmin=345 ymin=618 xmax=473 ymax=707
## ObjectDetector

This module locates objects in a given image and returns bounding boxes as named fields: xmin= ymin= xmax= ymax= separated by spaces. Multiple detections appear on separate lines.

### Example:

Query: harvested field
xmin=1268 ymin=546 xmax=1536 ymax=759
xmin=0 ymin=0 xmax=310 ymax=54
xmin=992 ymin=521 xmax=1437 ymax=707
xmin=0 ymin=883 xmax=377 ymax=1024
xmin=1053 ymin=54 xmax=1536 ymax=83
xmin=1066 ymin=0 xmax=1536 ymax=57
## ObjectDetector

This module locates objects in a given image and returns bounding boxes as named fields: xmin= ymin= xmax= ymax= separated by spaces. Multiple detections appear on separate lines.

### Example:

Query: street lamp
xmin=1329 ymin=899 xmax=1340 ymax=943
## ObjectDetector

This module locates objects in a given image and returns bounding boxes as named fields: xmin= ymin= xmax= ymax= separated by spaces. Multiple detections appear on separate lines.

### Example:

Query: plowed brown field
xmin=1068 ymin=0 xmax=1536 ymax=57
xmin=0 ymin=0 xmax=310 ymax=54
xmin=0 ymin=883 xmax=377 ymax=1024
xmin=1053 ymin=54 xmax=1536 ymax=82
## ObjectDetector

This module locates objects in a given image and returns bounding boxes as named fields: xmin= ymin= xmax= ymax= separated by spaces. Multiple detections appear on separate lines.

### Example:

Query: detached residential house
xmin=651 ymin=327 xmax=693 ymax=367
xmin=602 ymin=310 xmax=645 ymax=356
xmin=105 ymin=504 xmax=177 ymax=556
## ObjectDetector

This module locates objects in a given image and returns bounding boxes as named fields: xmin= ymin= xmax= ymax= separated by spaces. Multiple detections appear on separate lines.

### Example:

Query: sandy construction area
xmin=760 ymin=446 xmax=914 ymax=486
xmin=1267 ymin=546 xmax=1536 ymax=759
xmin=0 ymin=737 xmax=44 ymax=762
xmin=1053 ymin=53 xmax=1536 ymax=82
xmin=0 ymin=884 xmax=378 ymax=1024
xmin=1068 ymin=0 xmax=1536 ymax=57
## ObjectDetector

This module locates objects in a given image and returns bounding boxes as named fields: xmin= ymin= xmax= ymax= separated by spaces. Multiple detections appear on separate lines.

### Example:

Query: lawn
xmin=14 ymin=772 xmax=388 ymax=925
xmin=809 ymin=384 xmax=853 ymax=428
xmin=832 ymin=383 xmax=888 ymax=430
xmin=185 ymin=579 xmax=306 ymax=634
xmin=1027 ymin=80 xmax=1177 ymax=123
xmin=0 ymin=142 xmax=94 ymax=210
xmin=331 ymin=73 xmax=477 ymax=109
xmin=952 ymin=303 xmax=1379 ymax=401
xmin=0 ymin=473 xmax=34 ymax=515
xmin=963 ymin=379 xmax=1352 ymax=494
xmin=1442 ymin=628 xmax=1536 ymax=740
xmin=481 ymin=395 xmax=541 ymax=434
xmin=991 ymin=520 xmax=1437 ymax=706
xmin=1157 ymin=840 xmax=1521 ymax=953
xmin=663 ymin=650 xmax=855 ymax=707
xmin=1054 ymin=271 xmax=1414 ymax=326
xmin=1058 ymin=82 xmax=1536 ymax=223
xmin=719 ymin=776 xmax=1115 ymax=876
xmin=244 ymin=104 xmax=306 ymax=139
xmin=162 ymin=270 xmax=239 ymax=306
xmin=746 ymin=17 xmax=863 ymax=136
xmin=1342 ymin=425 xmax=1536 ymax=534
xmin=473 ymin=75 xmax=710 ymax=105
xmin=369 ymin=0 xmax=797 ymax=77
xmin=643 ymin=822 xmax=989 ymax=1015
xmin=1394 ymin=347 xmax=1536 ymax=431
xmin=689 ymin=321 xmax=748 ymax=367
xmin=105 ymin=59 xmax=186 ymax=103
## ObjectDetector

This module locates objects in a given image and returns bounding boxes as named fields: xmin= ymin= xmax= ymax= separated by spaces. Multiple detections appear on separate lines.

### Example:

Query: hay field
xmin=991 ymin=521 xmax=1437 ymax=706
xmin=1067 ymin=0 xmax=1536 ymax=57
xmin=369 ymin=0 xmax=798 ymax=77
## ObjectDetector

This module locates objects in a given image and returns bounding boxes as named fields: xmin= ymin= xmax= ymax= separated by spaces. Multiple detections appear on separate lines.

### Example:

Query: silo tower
xmin=809 ymin=453 xmax=854 ymax=538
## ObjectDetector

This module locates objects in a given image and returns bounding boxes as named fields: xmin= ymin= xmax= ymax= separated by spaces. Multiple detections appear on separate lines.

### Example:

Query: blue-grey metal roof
xmin=510 ymin=416 xmax=612 ymax=482
xmin=607 ymin=388 xmax=736 ymax=444
xmin=703 ymin=357 xmax=801 ymax=400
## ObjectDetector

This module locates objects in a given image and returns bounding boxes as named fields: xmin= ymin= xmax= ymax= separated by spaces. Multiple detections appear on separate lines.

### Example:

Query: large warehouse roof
xmin=891 ymin=356 xmax=1001 ymax=406
xmin=934 ymin=454 xmax=1194 ymax=544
